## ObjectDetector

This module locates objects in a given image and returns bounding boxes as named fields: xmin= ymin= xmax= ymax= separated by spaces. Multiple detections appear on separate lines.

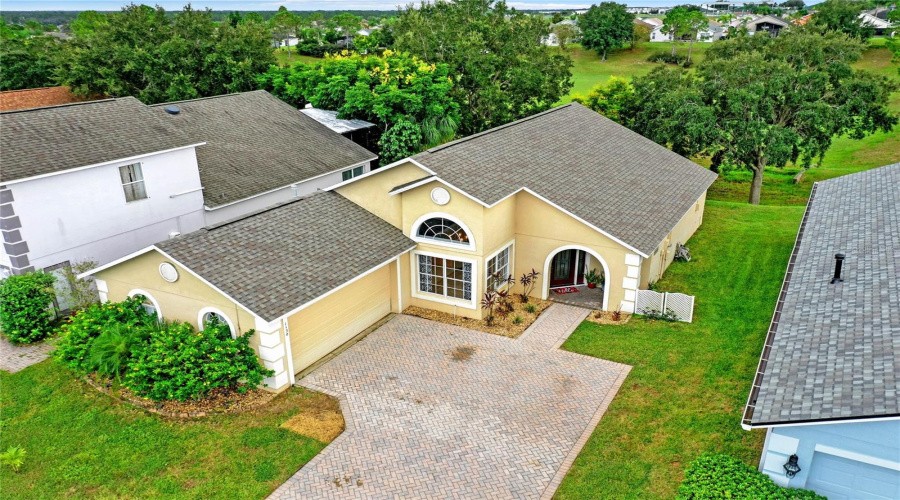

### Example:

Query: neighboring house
xmin=742 ymin=163 xmax=900 ymax=499
xmin=0 ymin=90 xmax=374 ymax=305
xmin=82 ymin=102 xmax=717 ymax=394
xmin=543 ymin=19 xmax=580 ymax=46
xmin=300 ymin=107 xmax=379 ymax=160
xmin=730 ymin=14 xmax=790 ymax=36
xmin=0 ymin=86 xmax=89 ymax=111
xmin=859 ymin=12 xmax=893 ymax=36
xmin=647 ymin=18 xmax=724 ymax=42
xmin=272 ymin=35 xmax=299 ymax=48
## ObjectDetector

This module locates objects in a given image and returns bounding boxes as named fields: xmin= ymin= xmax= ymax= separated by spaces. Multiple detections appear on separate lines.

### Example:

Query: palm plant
xmin=0 ymin=446 xmax=26 ymax=473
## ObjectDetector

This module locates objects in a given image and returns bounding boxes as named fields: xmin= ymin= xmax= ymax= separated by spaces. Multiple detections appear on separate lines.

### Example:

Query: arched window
xmin=197 ymin=307 xmax=235 ymax=338
xmin=416 ymin=217 xmax=470 ymax=246
xmin=128 ymin=289 xmax=161 ymax=321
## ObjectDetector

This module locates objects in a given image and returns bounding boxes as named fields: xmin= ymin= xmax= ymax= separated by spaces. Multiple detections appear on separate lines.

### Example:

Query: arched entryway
xmin=541 ymin=245 xmax=611 ymax=311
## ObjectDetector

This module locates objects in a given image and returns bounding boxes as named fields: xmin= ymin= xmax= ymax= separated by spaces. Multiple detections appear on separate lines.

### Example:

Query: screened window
xmin=416 ymin=217 xmax=470 ymax=246
xmin=119 ymin=163 xmax=147 ymax=202
xmin=486 ymin=246 xmax=510 ymax=289
xmin=342 ymin=166 xmax=364 ymax=181
xmin=418 ymin=254 xmax=472 ymax=301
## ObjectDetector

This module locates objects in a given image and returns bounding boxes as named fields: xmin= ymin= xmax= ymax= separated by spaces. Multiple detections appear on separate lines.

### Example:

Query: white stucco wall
xmin=6 ymin=146 xmax=205 ymax=271
xmin=202 ymin=161 xmax=370 ymax=226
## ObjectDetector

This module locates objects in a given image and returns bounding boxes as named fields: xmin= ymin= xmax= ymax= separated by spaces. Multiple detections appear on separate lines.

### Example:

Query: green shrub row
xmin=0 ymin=272 xmax=57 ymax=344
xmin=295 ymin=41 xmax=344 ymax=58
xmin=55 ymin=298 xmax=273 ymax=401
xmin=647 ymin=52 xmax=694 ymax=68
xmin=678 ymin=453 xmax=825 ymax=500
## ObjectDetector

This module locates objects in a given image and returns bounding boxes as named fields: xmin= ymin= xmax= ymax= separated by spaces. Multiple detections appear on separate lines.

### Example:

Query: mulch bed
xmin=84 ymin=374 xmax=276 ymax=418
xmin=585 ymin=310 xmax=632 ymax=326
xmin=403 ymin=295 xmax=552 ymax=339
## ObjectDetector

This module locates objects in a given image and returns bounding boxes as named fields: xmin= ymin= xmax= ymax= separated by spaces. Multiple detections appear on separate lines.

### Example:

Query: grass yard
xmin=0 ymin=361 xmax=332 ymax=499
xmin=275 ymin=49 xmax=324 ymax=66
xmin=556 ymin=201 xmax=804 ymax=499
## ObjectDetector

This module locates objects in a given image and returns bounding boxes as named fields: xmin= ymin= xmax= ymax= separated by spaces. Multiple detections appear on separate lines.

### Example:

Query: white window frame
xmin=410 ymin=250 xmax=477 ymax=309
xmin=119 ymin=162 xmax=148 ymax=203
xmin=341 ymin=165 xmax=365 ymax=182
xmin=197 ymin=306 xmax=237 ymax=339
xmin=128 ymin=289 xmax=162 ymax=321
xmin=410 ymin=212 xmax=476 ymax=252
xmin=485 ymin=240 xmax=514 ymax=291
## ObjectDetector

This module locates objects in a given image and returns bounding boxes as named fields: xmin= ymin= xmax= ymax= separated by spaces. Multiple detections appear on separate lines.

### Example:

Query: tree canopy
xmin=0 ymin=18 xmax=64 ymax=91
xmin=392 ymin=0 xmax=573 ymax=135
xmin=58 ymin=4 xmax=274 ymax=104
xmin=624 ymin=26 xmax=897 ymax=204
xmin=257 ymin=50 xmax=459 ymax=163
xmin=577 ymin=2 xmax=634 ymax=60
xmin=813 ymin=0 xmax=873 ymax=40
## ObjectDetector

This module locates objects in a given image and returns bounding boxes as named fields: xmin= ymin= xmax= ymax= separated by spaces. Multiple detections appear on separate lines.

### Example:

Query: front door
xmin=550 ymin=250 xmax=585 ymax=287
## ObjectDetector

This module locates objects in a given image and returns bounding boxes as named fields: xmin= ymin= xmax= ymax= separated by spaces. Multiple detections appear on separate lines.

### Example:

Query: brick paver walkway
xmin=270 ymin=304 xmax=630 ymax=499
xmin=0 ymin=335 xmax=54 ymax=373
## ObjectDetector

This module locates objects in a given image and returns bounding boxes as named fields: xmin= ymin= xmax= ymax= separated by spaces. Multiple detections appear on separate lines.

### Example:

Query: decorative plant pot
xmin=588 ymin=283 xmax=596 ymax=289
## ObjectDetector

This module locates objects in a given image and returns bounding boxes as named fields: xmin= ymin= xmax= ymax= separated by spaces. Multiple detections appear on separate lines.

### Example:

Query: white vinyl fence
xmin=635 ymin=289 xmax=695 ymax=323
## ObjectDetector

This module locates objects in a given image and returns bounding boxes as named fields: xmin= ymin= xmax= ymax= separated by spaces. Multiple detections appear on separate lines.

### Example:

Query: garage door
xmin=290 ymin=265 xmax=392 ymax=373
xmin=806 ymin=452 xmax=900 ymax=500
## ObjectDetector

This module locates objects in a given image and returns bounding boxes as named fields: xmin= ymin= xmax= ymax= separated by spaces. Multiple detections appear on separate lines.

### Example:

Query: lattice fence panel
xmin=635 ymin=289 xmax=664 ymax=315
xmin=664 ymin=292 xmax=695 ymax=323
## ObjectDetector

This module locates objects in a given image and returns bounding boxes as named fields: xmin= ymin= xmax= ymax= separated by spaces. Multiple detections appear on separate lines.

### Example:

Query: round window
xmin=159 ymin=262 xmax=179 ymax=282
xmin=430 ymin=187 xmax=451 ymax=206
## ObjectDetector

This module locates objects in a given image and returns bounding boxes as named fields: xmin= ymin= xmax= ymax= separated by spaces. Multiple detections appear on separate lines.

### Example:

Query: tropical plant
xmin=0 ymin=272 xmax=57 ymax=344
xmin=55 ymin=296 xmax=154 ymax=372
xmin=88 ymin=324 xmax=148 ymax=379
xmin=125 ymin=317 xmax=273 ymax=401
xmin=578 ymin=2 xmax=635 ymax=60
xmin=0 ymin=446 xmax=26 ymax=473
xmin=481 ymin=291 xmax=498 ymax=325
xmin=678 ymin=453 xmax=825 ymax=499
xmin=392 ymin=0 xmax=573 ymax=135
xmin=584 ymin=268 xmax=603 ymax=287
xmin=524 ymin=303 xmax=537 ymax=313
xmin=519 ymin=269 xmax=542 ymax=302
xmin=640 ymin=307 xmax=679 ymax=321
xmin=512 ymin=315 xmax=523 ymax=324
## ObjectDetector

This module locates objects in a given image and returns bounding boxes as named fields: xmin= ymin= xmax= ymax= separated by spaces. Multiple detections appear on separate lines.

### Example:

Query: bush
xmin=640 ymin=307 xmax=680 ymax=322
xmin=647 ymin=52 xmax=694 ymax=67
xmin=678 ymin=453 xmax=825 ymax=500
xmin=0 ymin=446 xmax=26 ymax=473
xmin=0 ymin=272 xmax=57 ymax=344
xmin=125 ymin=318 xmax=274 ymax=401
xmin=88 ymin=325 xmax=148 ymax=379
xmin=55 ymin=296 xmax=154 ymax=371
xmin=295 ymin=42 xmax=342 ymax=58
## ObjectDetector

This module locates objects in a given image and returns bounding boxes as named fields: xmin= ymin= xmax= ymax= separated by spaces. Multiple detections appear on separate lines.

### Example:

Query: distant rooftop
xmin=743 ymin=163 xmax=900 ymax=427
xmin=0 ymin=86 xmax=90 ymax=112
xmin=300 ymin=107 xmax=376 ymax=134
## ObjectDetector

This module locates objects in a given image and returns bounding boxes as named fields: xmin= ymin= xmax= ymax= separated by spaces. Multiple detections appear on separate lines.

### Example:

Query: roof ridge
xmin=150 ymin=90 xmax=265 ymax=107
xmin=0 ymin=97 xmax=120 ymax=114
xmin=421 ymin=103 xmax=578 ymax=154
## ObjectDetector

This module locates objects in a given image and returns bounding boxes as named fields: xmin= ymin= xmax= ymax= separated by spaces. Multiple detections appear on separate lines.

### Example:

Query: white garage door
xmin=290 ymin=266 xmax=392 ymax=373
xmin=806 ymin=452 xmax=900 ymax=500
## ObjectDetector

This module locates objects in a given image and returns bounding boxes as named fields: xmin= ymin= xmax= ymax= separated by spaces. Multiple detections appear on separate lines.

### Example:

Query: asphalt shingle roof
xmin=745 ymin=163 xmax=900 ymax=425
xmin=0 ymin=97 xmax=193 ymax=183
xmin=155 ymin=191 xmax=415 ymax=322
xmin=152 ymin=91 xmax=376 ymax=208
xmin=411 ymin=103 xmax=718 ymax=256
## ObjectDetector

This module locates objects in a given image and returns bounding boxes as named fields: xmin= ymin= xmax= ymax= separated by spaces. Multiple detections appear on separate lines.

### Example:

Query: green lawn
xmin=275 ymin=49 xmax=323 ymax=67
xmin=0 ymin=361 xmax=329 ymax=499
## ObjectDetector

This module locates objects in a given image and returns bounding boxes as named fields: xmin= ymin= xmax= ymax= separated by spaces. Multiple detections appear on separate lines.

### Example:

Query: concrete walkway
xmin=0 ymin=336 xmax=54 ymax=373
xmin=270 ymin=304 xmax=631 ymax=500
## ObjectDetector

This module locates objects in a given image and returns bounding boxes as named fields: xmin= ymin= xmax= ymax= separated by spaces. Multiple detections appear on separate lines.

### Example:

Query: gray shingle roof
xmin=155 ymin=191 xmax=415 ymax=322
xmin=411 ymin=103 xmax=717 ymax=256
xmin=744 ymin=163 xmax=900 ymax=426
xmin=0 ymin=97 xmax=193 ymax=183
xmin=152 ymin=91 xmax=376 ymax=208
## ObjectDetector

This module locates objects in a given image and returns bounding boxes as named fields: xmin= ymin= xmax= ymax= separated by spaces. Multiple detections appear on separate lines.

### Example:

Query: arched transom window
xmin=416 ymin=217 xmax=470 ymax=246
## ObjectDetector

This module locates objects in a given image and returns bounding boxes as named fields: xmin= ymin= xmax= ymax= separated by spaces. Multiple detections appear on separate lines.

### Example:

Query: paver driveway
xmin=270 ymin=304 xmax=630 ymax=500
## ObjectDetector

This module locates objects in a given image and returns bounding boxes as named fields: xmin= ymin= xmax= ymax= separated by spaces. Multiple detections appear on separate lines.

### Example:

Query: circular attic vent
xmin=163 ymin=105 xmax=181 ymax=115
xmin=159 ymin=262 xmax=179 ymax=282
xmin=430 ymin=187 xmax=451 ymax=206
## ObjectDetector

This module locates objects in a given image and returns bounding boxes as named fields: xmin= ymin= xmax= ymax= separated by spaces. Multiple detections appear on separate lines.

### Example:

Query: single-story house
xmin=730 ymin=14 xmax=790 ymax=36
xmin=742 ymin=163 xmax=900 ymax=499
xmin=859 ymin=12 xmax=893 ymax=36
xmin=83 ymin=102 xmax=717 ymax=393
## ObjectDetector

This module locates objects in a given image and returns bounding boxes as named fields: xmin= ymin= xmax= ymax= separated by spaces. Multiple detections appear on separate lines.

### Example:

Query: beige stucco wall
xmin=94 ymin=249 xmax=292 ymax=392
xmin=640 ymin=192 xmax=707 ymax=288
xmin=335 ymin=161 xmax=430 ymax=229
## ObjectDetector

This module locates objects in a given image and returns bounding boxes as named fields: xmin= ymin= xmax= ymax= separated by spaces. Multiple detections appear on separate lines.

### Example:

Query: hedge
xmin=0 ymin=272 xmax=57 ymax=344
xmin=678 ymin=453 xmax=825 ymax=500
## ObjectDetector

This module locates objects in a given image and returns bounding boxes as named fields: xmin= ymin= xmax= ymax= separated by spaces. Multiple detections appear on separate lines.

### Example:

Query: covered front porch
xmin=541 ymin=246 xmax=611 ymax=311
xmin=548 ymin=284 xmax=605 ymax=310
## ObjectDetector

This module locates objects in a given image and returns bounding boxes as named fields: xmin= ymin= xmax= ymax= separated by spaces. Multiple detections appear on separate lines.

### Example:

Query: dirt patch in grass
xmin=403 ymin=295 xmax=552 ymax=338
xmin=585 ymin=310 xmax=632 ymax=326
xmin=280 ymin=391 xmax=344 ymax=443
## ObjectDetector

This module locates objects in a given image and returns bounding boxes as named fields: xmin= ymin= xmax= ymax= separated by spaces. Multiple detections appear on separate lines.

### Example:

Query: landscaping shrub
xmin=88 ymin=325 xmax=148 ymax=379
xmin=55 ymin=296 xmax=154 ymax=371
xmin=125 ymin=318 xmax=273 ymax=401
xmin=0 ymin=272 xmax=57 ymax=344
xmin=678 ymin=453 xmax=825 ymax=500
xmin=640 ymin=307 xmax=680 ymax=322
xmin=647 ymin=52 xmax=693 ymax=67
xmin=295 ymin=42 xmax=343 ymax=58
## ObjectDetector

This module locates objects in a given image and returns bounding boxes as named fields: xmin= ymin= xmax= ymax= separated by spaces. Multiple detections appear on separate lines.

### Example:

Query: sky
xmin=0 ymin=0 xmax=687 ymax=13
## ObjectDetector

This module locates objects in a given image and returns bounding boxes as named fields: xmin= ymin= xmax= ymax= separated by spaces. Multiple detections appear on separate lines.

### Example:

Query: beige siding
xmin=335 ymin=161 xmax=430 ymax=228
xmin=640 ymin=192 xmax=707 ymax=287
xmin=287 ymin=263 xmax=394 ymax=373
